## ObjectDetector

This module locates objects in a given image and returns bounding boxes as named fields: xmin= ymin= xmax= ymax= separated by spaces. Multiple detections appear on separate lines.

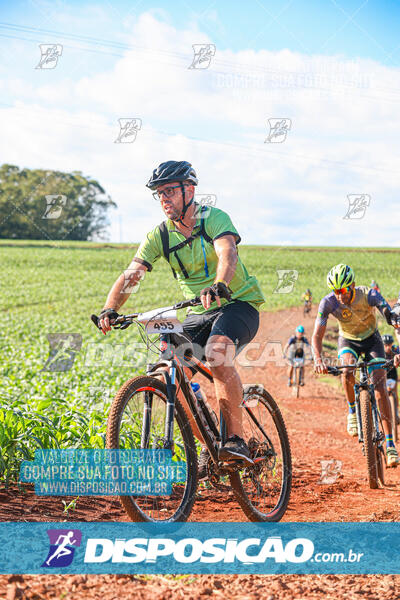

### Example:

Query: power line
xmin=2 ymin=21 xmax=400 ymax=99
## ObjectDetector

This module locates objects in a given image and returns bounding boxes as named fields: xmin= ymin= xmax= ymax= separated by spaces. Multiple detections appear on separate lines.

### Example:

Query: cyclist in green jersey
xmin=312 ymin=264 xmax=400 ymax=468
xmin=97 ymin=161 xmax=265 ymax=479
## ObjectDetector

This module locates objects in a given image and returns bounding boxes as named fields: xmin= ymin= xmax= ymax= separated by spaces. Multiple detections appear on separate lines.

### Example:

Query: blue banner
xmin=1 ymin=522 xmax=400 ymax=574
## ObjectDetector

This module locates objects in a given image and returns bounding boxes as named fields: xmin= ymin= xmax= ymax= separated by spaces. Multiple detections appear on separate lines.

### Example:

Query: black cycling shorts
xmin=160 ymin=300 xmax=259 ymax=367
xmin=338 ymin=330 xmax=385 ymax=371
xmin=387 ymin=367 xmax=398 ymax=381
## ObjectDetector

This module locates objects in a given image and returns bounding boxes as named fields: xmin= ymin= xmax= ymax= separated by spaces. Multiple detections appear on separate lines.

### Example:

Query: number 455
xmin=153 ymin=321 xmax=175 ymax=330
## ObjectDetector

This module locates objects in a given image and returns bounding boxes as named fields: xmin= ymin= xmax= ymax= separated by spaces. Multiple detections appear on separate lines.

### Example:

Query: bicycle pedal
xmin=218 ymin=460 xmax=241 ymax=471
xmin=219 ymin=459 xmax=253 ymax=472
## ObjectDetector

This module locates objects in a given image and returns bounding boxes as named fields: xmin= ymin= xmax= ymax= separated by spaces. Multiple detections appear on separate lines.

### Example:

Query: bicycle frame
xmin=92 ymin=300 xmax=277 ymax=476
xmin=145 ymin=334 xmax=224 ymax=466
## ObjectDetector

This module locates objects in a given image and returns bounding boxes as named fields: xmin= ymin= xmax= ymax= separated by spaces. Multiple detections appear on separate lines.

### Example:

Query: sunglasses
xmin=152 ymin=184 xmax=186 ymax=201
xmin=333 ymin=286 xmax=351 ymax=295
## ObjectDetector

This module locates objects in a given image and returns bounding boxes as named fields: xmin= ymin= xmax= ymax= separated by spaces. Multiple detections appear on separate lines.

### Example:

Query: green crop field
xmin=1 ymin=240 xmax=399 ymax=483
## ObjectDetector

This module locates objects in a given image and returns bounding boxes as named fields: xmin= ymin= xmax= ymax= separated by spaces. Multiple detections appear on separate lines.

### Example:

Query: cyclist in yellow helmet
xmin=312 ymin=264 xmax=400 ymax=467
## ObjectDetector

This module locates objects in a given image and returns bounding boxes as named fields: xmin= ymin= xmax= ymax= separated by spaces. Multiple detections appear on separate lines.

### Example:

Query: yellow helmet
xmin=327 ymin=264 xmax=355 ymax=290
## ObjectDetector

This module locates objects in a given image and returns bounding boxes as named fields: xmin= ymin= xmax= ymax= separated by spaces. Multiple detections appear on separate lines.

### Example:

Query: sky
xmin=1 ymin=0 xmax=400 ymax=245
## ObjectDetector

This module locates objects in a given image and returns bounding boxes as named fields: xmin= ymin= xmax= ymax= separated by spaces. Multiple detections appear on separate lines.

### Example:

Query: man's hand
xmin=394 ymin=354 xmax=400 ymax=368
xmin=314 ymin=357 xmax=328 ymax=374
xmin=98 ymin=308 xmax=119 ymax=334
xmin=200 ymin=281 xmax=232 ymax=310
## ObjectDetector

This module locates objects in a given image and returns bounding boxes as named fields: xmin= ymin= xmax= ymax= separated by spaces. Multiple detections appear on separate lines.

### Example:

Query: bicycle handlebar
xmin=90 ymin=296 xmax=202 ymax=331
xmin=325 ymin=359 xmax=394 ymax=377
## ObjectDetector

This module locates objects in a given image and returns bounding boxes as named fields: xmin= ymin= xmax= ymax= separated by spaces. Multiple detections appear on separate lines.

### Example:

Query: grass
xmin=1 ymin=240 xmax=399 ymax=482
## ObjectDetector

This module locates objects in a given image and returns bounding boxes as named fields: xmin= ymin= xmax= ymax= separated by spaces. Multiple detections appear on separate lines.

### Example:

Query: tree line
xmin=0 ymin=164 xmax=116 ymax=240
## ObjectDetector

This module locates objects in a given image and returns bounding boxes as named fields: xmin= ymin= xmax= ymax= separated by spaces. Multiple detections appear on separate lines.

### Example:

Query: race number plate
xmin=294 ymin=358 xmax=304 ymax=366
xmin=136 ymin=308 xmax=183 ymax=334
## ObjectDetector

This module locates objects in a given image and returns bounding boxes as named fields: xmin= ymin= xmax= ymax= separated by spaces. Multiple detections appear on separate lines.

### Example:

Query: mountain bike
xmin=386 ymin=378 xmax=398 ymax=443
xmin=327 ymin=359 xmax=395 ymax=489
xmin=91 ymin=297 xmax=292 ymax=522
xmin=286 ymin=356 xmax=305 ymax=398
xmin=285 ymin=354 xmax=312 ymax=398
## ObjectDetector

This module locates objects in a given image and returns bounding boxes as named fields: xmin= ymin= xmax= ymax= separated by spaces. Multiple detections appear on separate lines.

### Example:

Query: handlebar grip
xmin=91 ymin=314 xmax=100 ymax=329
xmin=91 ymin=313 xmax=125 ymax=329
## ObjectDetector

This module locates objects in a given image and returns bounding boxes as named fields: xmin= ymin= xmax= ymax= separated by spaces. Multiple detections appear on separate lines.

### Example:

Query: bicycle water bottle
xmin=190 ymin=382 xmax=219 ymax=434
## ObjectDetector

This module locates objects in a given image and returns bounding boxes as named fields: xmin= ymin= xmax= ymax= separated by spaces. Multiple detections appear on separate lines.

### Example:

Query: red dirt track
xmin=1 ymin=305 xmax=399 ymax=598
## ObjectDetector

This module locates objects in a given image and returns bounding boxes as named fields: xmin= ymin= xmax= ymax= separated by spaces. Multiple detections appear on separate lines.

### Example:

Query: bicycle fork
xmin=354 ymin=383 xmax=363 ymax=443
xmin=370 ymin=388 xmax=385 ymax=447
xmin=142 ymin=367 xmax=176 ymax=452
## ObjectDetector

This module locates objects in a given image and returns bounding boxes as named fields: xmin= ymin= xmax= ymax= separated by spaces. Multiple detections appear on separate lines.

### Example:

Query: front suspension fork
xmin=162 ymin=367 xmax=177 ymax=451
xmin=354 ymin=383 xmax=363 ymax=442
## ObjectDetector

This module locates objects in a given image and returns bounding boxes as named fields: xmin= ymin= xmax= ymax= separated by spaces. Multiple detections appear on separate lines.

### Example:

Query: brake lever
xmin=113 ymin=320 xmax=131 ymax=330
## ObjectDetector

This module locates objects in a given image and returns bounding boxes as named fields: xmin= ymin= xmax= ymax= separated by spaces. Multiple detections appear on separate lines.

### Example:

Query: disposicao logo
xmin=42 ymin=529 xmax=82 ymax=568
xmin=84 ymin=536 xmax=314 ymax=564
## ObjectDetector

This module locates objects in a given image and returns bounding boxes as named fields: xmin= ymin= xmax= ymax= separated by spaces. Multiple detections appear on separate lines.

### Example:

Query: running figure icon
xmin=42 ymin=529 xmax=82 ymax=568
xmin=46 ymin=531 xmax=77 ymax=566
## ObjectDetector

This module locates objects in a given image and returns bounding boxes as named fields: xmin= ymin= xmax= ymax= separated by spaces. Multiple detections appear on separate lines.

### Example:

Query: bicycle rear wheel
xmin=359 ymin=390 xmax=379 ymax=489
xmin=229 ymin=386 xmax=292 ymax=521
xmin=389 ymin=391 xmax=398 ymax=443
xmin=106 ymin=375 xmax=198 ymax=522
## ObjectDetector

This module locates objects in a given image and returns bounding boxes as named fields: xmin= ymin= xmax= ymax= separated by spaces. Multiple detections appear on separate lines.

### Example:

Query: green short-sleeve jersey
xmin=133 ymin=205 xmax=265 ymax=314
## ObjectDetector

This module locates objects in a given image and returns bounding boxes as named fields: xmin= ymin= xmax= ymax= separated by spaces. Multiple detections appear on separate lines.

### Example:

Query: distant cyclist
xmin=382 ymin=334 xmax=399 ymax=424
xmin=370 ymin=280 xmax=381 ymax=294
xmin=312 ymin=264 xmax=399 ymax=467
xmin=284 ymin=325 xmax=310 ymax=387
xmin=302 ymin=289 xmax=312 ymax=315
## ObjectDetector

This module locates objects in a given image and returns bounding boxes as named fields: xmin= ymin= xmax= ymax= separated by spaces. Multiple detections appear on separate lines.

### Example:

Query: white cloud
xmin=1 ymin=11 xmax=400 ymax=245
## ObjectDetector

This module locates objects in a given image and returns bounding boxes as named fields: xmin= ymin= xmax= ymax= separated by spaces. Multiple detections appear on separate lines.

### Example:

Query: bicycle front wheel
xmin=359 ymin=390 xmax=379 ymax=489
xmin=229 ymin=386 xmax=292 ymax=521
xmin=106 ymin=375 xmax=198 ymax=522
xmin=296 ymin=367 xmax=301 ymax=398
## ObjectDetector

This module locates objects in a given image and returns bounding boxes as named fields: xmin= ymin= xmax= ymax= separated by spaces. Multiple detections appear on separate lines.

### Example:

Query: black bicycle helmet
xmin=146 ymin=161 xmax=198 ymax=226
xmin=382 ymin=334 xmax=394 ymax=345
xmin=146 ymin=160 xmax=198 ymax=189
